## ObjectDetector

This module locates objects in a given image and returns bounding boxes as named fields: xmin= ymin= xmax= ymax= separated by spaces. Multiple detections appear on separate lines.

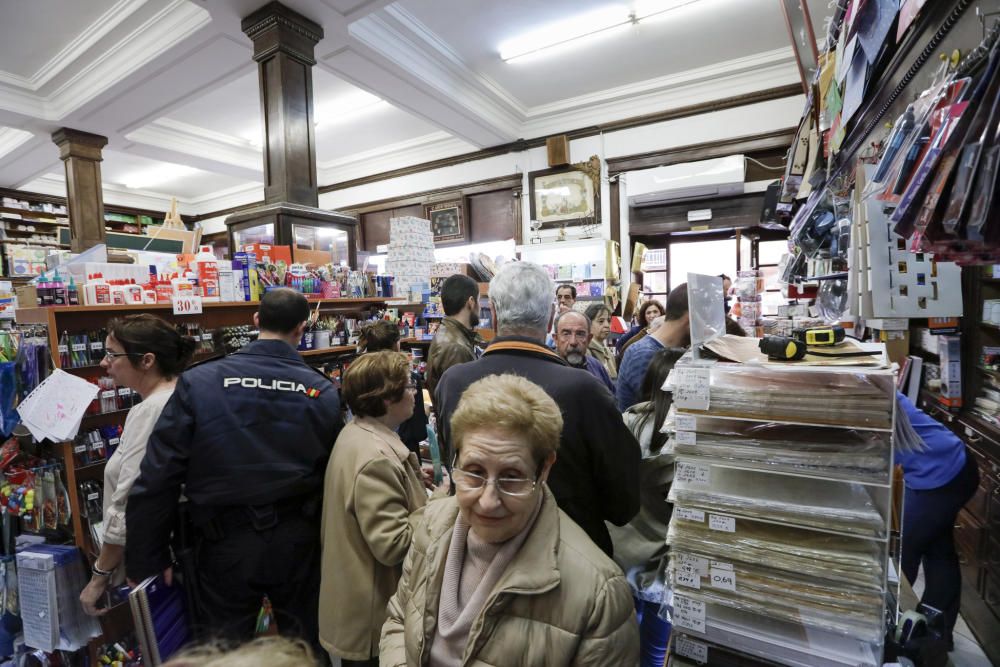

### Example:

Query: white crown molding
xmin=521 ymin=50 xmax=801 ymax=139
xmin=47 ymin=0 xmax=212 ymax=119
xmin=383 ymin=5 xmax=525 ymax=117
xmin=126 ymin=118 xmax=262 ymax=171
xmin=0 ymin=127 xmax=35 ymax=161
xmin=0 ymin=0 xmax=149 ymax=92
xmin=348 ymin=10 xmax=522 ymax=140
xmin=0 ymin=0 xmax=211 ymax=121
xmin=318 ymin=131 xmax=473 ymax=183
xmin=23 ymin=173 xmax=263 ymax=218
xmin=529 ymin=46 xmax=796 ymax=120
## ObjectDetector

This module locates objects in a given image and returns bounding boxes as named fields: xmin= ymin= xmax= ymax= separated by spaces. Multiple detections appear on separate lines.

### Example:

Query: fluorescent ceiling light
xmin=121 ymin=164 xmax=200 ymax=190
xmin=500 ymin=0 xmax=701 ymax=63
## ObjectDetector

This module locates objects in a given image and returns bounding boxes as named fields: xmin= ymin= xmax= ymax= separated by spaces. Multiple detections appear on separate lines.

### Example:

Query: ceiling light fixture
xmin=500 ymin=0 xmax=701 ymax=63
xmin=121 ymin=164 xmax=200 ymax=190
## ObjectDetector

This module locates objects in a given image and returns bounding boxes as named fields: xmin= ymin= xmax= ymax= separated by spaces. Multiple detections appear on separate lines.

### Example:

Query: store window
xmin=668 ymin=239 xmax=738 ymax=290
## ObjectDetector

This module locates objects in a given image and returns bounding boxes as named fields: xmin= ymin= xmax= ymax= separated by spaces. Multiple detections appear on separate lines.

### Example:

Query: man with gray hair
xmin=435 ymin=261 xmax=640 ymax=556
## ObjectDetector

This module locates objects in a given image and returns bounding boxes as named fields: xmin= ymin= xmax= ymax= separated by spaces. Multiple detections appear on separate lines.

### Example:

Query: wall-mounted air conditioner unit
xmin=627 ymin=155 xmax=746 ymax=207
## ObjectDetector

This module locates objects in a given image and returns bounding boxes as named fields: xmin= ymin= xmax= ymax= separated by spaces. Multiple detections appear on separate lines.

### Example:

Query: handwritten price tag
xmin=676 ymin=461 xmax=711 ymax=486
xmin=675 ymin=414 xmax=697 ymax=432
xmin=673 ymin=596 xmax=706 ymax=633
xmin=675 ymin=430 xmax=697 ymax=446
xmin=675 ymin=507 xmax=705 ymax=523
xmin=675 ymin=637 xmax=708 ymax=663
xmin=709 ymin=514 xmax=736 ymax=533
xmin=709 ymin=568 xmax=736 ymax=591
xmin=172 ymin=295 xmax=203 ymax=315
xmin=673 ymin=367 xmax=710 ymax=410
xmin=675 ymin=569 xmax=701 ymax=589
xmin=678 ymin=553 xmax=709 ymax=575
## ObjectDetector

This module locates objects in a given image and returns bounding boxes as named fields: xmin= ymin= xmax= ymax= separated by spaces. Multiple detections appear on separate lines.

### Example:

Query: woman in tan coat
xmin=380 ymin=374 xmax=639 ymax=666
xmin=319 ymin=351 xmax=428 ymax=667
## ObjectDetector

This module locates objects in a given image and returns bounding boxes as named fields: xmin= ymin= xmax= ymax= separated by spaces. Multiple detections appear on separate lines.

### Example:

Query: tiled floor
xmin=912 ymin=568 xmax=992 ymax=667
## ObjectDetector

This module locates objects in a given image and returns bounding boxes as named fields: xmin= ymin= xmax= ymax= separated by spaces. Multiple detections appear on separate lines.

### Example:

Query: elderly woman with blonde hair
xmin=380 ymin=373 xmax=639 ymax=666
xmin=319 ymin=350 xmax=434 ymax=667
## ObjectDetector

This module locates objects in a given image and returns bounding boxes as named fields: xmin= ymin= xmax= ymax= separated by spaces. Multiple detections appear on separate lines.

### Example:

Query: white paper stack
xmin=16 ymin=369 xmax=99 ymax=443
xmin=666 ymin=352 xmax=896 ymax=666
xmin=386 ymin=216 xmax=434 ymax=301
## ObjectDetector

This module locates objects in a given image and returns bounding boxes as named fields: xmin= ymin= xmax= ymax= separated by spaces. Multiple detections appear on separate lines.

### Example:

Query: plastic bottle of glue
xmin=193 ymin=245 xmax=220 ymax=302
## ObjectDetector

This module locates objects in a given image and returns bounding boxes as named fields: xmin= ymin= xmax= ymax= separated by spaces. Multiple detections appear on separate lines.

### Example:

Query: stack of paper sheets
xmin=680 ymin=365 xmax=895 ymax=429
xmin=16 ymin=369 xmax=98 ymax=443
xmin=667 ymin=355 xmax=894 ymax=664
xmin=668 ymin=464 xmax=887 ymax=537
xmin=667 ymin=517 xmax=886 ymax=591
xmin=671 ymin=416 xmax=891 ymax=482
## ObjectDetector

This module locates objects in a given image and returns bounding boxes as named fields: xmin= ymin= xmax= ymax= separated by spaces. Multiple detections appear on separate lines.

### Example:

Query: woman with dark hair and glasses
xmin=381 ymin=373 xmax=638 ymax=666
xmin=79 ymin=314 xmax=195 ymax=616
xmin=319 ymin=351 xmax=441 ymax=667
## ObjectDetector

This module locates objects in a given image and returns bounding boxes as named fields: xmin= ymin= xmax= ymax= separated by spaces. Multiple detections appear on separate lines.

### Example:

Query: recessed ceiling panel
xmin=395 ymin=0 xmax=832 ymax=108
xmin=100 ymin=150 xmax=259 ymax=200
xmin=0 ymin=0 xmax=121 ymax=80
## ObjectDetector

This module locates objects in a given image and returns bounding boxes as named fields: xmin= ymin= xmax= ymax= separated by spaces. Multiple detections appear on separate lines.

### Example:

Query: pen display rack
xmin=666 ymin=354 xmax=897 ymax=666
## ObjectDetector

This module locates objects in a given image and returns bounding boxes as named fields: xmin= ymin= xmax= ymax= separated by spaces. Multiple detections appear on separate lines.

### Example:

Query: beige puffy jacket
xmin=319 ymin=417 xmax=427 ymax=660
xmin=380 ymin=487 xmax=639 ymax=666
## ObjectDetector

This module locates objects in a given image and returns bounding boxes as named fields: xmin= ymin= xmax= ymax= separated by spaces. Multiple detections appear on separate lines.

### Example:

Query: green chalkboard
xmin=59 ymin=229 xmax=185 ymax=253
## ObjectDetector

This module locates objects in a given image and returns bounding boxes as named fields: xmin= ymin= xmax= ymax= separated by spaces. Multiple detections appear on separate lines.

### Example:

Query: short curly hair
xmin=342 ymin=351 xmax=410 ymax=418
xmin=451 ymin=374 xmax=561 ymax=469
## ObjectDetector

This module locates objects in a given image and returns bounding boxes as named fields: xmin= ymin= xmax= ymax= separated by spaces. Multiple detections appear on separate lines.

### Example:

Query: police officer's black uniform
xmin=126 ymin=338 xmax=343 ymax=643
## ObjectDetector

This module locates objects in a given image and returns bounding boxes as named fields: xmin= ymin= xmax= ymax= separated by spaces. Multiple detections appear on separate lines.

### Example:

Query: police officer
xmin=125 ymin=288 xmax=343 ymax=644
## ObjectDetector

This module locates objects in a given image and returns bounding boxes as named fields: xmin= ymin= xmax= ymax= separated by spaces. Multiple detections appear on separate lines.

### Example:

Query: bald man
xmin=554 ymin=310 xmax=615 ymax=394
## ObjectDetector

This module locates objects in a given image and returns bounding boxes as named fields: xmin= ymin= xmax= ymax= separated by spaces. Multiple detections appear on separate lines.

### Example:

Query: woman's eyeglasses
xmin=452 ymin=468 xmax=537 ymax=497
xmin=104 ymin=351 xmax=143 ymax=361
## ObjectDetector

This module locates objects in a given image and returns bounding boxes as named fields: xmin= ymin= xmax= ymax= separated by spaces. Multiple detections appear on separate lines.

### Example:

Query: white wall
xmin=215 ymin=95 xmax=803 ymax=252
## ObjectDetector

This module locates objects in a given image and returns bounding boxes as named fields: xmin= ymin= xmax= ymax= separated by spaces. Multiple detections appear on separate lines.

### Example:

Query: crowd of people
xmin=74 ymin=259 xmax=974 ymax=664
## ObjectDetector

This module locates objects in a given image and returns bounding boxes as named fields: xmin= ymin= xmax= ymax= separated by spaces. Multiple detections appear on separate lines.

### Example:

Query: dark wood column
xmin=227 ymin=1 xmax=358 ymax=266
xmin=242 ymin=2 xmax=322 ymax=207
xmin=51 ymin=128 xmax=108 ymax=252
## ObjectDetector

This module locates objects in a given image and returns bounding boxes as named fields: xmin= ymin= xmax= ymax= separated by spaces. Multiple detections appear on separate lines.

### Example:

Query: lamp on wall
xmin=499 ymin=0 xmax=702 ymax=63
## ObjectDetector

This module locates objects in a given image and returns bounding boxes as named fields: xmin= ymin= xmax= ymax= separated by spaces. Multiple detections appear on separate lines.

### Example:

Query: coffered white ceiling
xmin=0 ymin=0 xmax=831 ymax=217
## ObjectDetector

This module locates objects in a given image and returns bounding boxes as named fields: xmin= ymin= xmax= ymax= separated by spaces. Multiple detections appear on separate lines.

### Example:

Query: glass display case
xmin=225 ymin=203 xmax=358 ymax=268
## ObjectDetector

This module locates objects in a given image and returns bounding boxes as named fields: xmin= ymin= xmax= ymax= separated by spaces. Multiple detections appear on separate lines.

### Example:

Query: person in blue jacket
xmin=896 ymin=391 xmax=980 ymax=645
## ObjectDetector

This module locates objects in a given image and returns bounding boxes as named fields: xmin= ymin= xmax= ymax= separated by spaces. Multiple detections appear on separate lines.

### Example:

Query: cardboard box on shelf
xmin=240 ymin=244 xmax=292 ymax=268
xmin=939 ymin=335 xmax=962 ymax=409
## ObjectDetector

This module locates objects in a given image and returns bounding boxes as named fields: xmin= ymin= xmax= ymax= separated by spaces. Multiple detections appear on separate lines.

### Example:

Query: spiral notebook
xmin=128 ymin=575 xmax=191 ymax=665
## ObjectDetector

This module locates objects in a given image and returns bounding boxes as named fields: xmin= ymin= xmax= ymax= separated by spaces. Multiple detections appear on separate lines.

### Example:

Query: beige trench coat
xmin=319 ymin=417 xmax=427 ymax=660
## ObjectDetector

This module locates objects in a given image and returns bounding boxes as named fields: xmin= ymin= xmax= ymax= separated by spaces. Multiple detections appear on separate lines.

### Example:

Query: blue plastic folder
xmin=128 ymin=575 xmax=191 ymax=665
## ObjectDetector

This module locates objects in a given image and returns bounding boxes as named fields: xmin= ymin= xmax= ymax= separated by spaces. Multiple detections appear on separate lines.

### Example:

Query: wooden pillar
xmin=242 ymin=1 xmax=322 ymax=207
xmin=51 ymin=128 xmax=108 ymax=252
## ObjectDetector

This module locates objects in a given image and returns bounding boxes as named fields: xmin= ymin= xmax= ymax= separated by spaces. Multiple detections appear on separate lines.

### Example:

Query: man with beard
xmin=425 ymin=274 xmax=483 ymax=394
xmin=554 ymin=310 xmax=614 ymax=394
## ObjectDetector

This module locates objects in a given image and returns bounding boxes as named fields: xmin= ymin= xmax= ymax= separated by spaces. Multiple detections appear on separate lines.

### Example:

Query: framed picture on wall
xmin=529 ymin=162 xmax=600 ymax=230
xmin=425 ymin=200 xmax=466 ymax=243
